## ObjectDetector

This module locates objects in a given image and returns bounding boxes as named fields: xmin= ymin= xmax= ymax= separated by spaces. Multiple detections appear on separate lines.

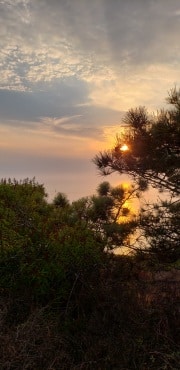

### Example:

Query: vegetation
xmin=0 ymin=89 xmax=180 ymax=369
xmin=94 ymin=87 xmax=180 ymax=262
xmin=94 ymin=87 xmax=180 ymax=196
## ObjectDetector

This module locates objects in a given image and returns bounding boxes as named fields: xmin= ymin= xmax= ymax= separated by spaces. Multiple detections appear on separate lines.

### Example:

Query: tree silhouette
xmin=93 ymin=88 xmax=180 ymax=196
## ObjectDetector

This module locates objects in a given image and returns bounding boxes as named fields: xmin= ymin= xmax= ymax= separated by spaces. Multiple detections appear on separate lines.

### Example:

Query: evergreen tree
xmin=93 ymin=88 xmax=180 ymax=196
xmin=93 ymin=88 xmax=180 ymax=261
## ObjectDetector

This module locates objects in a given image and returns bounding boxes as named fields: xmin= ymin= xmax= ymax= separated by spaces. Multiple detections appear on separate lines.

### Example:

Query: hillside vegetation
xmin=0 ymin=88 xmax=180 ymax=369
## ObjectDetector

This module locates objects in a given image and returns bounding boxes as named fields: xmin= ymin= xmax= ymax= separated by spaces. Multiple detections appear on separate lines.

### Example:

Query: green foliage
xmin=0 ymin=86 xmax=179 ymax=368
xmin=122 ymin=105 xmax=150 ymax=131
xmin=93 ymin=88 xmax=180 ymax=262
xmin=0 ymin=178 xmax=179 ymax=370
xmin=140 ymin=200 xmax=180 ymax=262
xmin=0 ymin=176 xmax=139 ymax=306
xmin=71 ymin=181 xmax=138 ymax=251
xmin=53 ymin=192 xmax=70 ymax=208
xmin=0 ymin=178 xmax=104 ymax=302
xmin=56 ymin=225 xmax=102 ymax=274
xmin=1 ymin=254 xmax=179 ymax=370
xmin=93 ymin=87 xmax=180 ymax=195
xmin=96 ymin=181 xmax=111 ymax=196
xmin=0 ymin=177 xmax=49 ymax=250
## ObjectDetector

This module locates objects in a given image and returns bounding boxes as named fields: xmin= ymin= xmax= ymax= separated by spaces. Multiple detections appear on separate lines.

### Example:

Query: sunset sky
xmin=0 ymin=0 xmax=180 ymax=201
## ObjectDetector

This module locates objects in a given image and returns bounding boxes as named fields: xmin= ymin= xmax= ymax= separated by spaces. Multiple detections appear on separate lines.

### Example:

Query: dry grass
xmin=0 ymin=258 xmax=180 ymax=370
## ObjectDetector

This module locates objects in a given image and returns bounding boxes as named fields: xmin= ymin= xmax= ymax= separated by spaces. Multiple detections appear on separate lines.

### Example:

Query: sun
xmin=120 ymin=144 xmax=129 ymax=152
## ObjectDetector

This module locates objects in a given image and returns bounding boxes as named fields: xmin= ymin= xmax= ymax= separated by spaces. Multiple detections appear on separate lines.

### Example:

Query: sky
xmin=0 ymin=0 xmax=180 ymax=201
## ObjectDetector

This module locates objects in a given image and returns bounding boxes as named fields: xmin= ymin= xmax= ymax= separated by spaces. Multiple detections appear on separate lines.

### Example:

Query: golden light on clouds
xmin=1 ymin=0 xmax=180 ymax=203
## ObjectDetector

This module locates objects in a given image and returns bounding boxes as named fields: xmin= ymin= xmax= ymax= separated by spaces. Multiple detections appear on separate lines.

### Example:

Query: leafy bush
xmin=0 ymin=179 xmax=104 ymax=303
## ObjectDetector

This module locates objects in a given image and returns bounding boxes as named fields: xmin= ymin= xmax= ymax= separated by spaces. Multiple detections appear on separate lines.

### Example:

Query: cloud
xmin=0 ymin=0 xmax=180 ymax=200
xmin=0 ymin=96 xmax=124 ymax=142
xmin=0 ymin=0 xmax=114 ymax=90
xmin=0 ymin=76 xmax=89 ymax=118
xmin=0 ymin=0 xmax=179 ymax=111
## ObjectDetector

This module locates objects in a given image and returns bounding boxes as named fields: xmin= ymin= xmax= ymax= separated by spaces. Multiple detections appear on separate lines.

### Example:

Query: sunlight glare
xmin=120 ymin=144 xmax=129 ymax=151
